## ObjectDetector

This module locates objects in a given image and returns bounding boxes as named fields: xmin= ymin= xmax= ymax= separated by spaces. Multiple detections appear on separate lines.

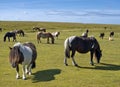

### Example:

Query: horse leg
xmin=26 ymin=64 xmax=32 ymax=75
xmin=16 ymin=65 xmax=20 ymax=79
xmin=64 ymin=56 xmax=68 ymax=66
xmin=22 ymin=65 xmax=26 ymax=80
xmin=47 ymin=37 xmax=49 ymax=43
xmin=90 ymin=51 xmax=94 ymax=66
xmin=71 ymin=50 xmax=78 ymax=66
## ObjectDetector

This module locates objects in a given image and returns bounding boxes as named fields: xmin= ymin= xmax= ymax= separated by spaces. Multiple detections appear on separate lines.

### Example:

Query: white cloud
xmin=0 ymin=9 xmax=120 ymax=24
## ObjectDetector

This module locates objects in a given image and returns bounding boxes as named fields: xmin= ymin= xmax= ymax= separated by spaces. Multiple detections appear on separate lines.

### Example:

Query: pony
xmin=99 ymin=33 xmax=105 ymax=39
xmin=4 ymin=31 xmax=17 ymax=42
xmin=37 ymin=32 xmax=54 ymax=44
xmin=33 ymin=27 xmax=46 ymax=32
xmin=16 ymin=29 xmax=25 ymax=37
xmin=52 ymin=32 xmax=60 ymax=39
xmin=109 ymin=31 xmax=114 ymax=41
xmin=9 ymin=42 xmax=37 ymax=80
xmin=81 ymin=29 xmax=89 ymax=37
xmin=64 ymin=36 xmax=102 ymax=67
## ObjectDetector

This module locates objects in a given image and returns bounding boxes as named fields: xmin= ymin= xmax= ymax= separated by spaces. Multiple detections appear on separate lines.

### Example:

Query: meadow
xmin=0 ymin=21 xmax=120 ymax=87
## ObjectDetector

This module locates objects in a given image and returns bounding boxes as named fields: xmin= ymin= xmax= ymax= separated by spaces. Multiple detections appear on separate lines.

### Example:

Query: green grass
xmin=0 ymin=21 xmax=120 ymax=87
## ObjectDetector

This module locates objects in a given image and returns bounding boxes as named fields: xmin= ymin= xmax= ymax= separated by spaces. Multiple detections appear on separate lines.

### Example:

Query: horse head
xmin=9 ymin=46 xmax=24 ymax=68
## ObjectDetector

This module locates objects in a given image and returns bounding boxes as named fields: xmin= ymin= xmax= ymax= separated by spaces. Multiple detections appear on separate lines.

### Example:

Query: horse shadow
xmin=32 ymin=69 xmax=61 ymax=83
xmin=77 ymin=63 xmax=120 ymax=71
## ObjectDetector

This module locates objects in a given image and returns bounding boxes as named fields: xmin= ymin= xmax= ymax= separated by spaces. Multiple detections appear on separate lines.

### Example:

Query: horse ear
xmin=9 ymin=46 xmax=12 ymax=50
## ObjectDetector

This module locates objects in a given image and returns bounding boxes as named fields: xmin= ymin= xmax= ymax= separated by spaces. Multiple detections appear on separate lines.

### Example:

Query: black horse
xmin=110 ymin=31 xmax=114 ymax=37
xmin=99 ymin=33 xmax=105 ymax=39
xmin=64 ymin=36 xmax=102 ymax=66
xmin=4 ymin=31 xmax=17 ymax=42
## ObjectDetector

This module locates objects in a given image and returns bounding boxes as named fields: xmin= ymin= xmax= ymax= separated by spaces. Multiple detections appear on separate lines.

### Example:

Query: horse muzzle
xmin=11 ymin=63 xmax=16 ymax=68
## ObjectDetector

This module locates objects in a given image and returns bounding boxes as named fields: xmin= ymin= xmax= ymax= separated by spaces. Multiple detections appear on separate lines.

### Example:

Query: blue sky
xmin=0 ymin=0 xmax=120 ymax=24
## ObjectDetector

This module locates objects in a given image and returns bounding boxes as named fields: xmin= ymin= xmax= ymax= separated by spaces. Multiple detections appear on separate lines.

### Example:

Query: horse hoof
xmin=74 ymin=64 xmax=78 ymax=67
xmin=16 ymin=76 xmax=20 ymax=79
xmin=23 ymin=77 xmax=26 ymax=80
xmin=65 ymin=64 xmax=68 ymax=66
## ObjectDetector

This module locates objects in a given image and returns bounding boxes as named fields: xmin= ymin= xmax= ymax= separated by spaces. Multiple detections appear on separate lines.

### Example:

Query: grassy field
xmin=0 ymin=21 xmax=120 ymax=87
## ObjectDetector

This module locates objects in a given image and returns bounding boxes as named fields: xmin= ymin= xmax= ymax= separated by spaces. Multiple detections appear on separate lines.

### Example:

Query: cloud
xmin=47 ymin=9 xmax=120 ymax=17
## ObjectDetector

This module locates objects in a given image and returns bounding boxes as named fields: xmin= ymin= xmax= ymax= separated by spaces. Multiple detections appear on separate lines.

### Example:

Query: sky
xmin=0 ymin=0 xmax=120 ymax=24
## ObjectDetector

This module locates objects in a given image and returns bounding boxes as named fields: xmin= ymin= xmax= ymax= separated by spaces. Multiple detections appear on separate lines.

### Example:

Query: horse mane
xmin=9 ymin=46 xmax=24 ymax=65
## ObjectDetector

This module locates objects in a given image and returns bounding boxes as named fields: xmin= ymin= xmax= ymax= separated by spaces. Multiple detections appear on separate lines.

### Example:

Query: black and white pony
xmin=81 ymin=29 xmax=89 ymax=37
xmin=52 ymin=32 xmax=60 ymax=39
xmin=109 ymin=31 xmax=114 ymax=41
xmin=64 ymin=36 xmax=102 ymax=67
xmin=9 ymin=42 xmax=37 ymax=80
xmin=99 ymin=33 xmax=105 ymax=39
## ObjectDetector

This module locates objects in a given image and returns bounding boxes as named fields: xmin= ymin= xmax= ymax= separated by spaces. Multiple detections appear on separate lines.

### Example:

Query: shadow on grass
xmin=77 ymin=63 xmax=120 ymax=71
xmin=32 ymin=69 xmax=61 ymax=83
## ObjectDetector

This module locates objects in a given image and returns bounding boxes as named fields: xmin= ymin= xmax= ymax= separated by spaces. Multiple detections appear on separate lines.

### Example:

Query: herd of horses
xmin=1 ymin=27 xmax=115 ymax=80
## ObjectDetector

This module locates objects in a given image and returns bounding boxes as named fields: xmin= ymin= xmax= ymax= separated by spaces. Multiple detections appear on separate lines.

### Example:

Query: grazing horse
xmin=9 ymin=42 xmax=37 ymax=80
xmin=99 ymin=33 xmax=105 ymax=39
xmin=16 ymin=29 xmax=25 ymax=37
xmin=109 ymin=31 xmax=114 ymax=41
xmin=4 ymin=31 xmax=17 ymax=42
xmin=52 ymin=32 xmax=60 ymax=39
xmin=64 ymin=36 xmax=102 ymax=66
xmin=37 ymin=32 xmax=54 ymax=44
xmin=33 ymin=27 xmax=46 ymax=32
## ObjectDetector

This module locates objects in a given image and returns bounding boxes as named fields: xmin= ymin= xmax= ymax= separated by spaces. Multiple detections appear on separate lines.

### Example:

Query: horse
xmin=9 ymin=42 xmax=37 ymax=80
xmin=16 ymin=29 xmax=25 ymax=37
xmin=81 ymin=29 xmax=89 ymax=37
xmin=64 ymin=36 xmax=102 ymax=67
xmin=33 ymin=27 xmax=46 ymax=32
xmin=52 ymin=32 xmax=60 ymax=39
xmin=99 ymin=33 xmax=105 ymax=39
xmin=4 ymin=31 xmax=17 ymax=42
xmin=109 ymin=31 xmax=114 ymax=41
xmin=37 ymin=32 xmax=54 ymax=44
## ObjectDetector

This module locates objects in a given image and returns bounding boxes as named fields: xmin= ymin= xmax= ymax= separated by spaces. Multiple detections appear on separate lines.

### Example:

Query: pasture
xmin=0 ymin=21 xmax=120 ymax=87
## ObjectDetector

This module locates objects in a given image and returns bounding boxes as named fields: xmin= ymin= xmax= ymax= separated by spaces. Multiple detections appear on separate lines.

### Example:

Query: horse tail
xmin=37 ymin=32 xmax=40 ymax=43
xmin=31 ymin=61 xmax=36 ymax=69
xmin=64 ymin=38 xmax=70 ymax=58
xmin=22 ymin=31 xmax=25 ymax=36
xmin=3 ymin=34 xmax=7 ymax=42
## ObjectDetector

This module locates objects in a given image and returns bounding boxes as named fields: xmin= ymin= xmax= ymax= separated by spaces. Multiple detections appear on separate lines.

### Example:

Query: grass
xmin=0 ymin=21 xmax=120 ymax=87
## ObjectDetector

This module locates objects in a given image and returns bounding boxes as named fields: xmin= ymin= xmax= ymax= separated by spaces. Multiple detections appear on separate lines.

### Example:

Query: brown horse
xmin=16 ymin=29 xmax=25 ymax=37
xmin=9 ymin=42 xmax=37 ymax=80
xmin=37 ymin=32 xmax=54 ymax=44
xmin=33 ymin=27 xmax=46 ymax=32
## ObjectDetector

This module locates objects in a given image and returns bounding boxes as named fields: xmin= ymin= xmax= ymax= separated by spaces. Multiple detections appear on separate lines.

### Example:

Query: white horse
xmin=9 ymin=42 xmax=37 ymax=80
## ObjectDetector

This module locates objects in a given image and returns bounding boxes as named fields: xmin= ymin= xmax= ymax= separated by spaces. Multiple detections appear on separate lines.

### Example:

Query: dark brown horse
xmin=9 ymin=42 xmax=37 ymax=80
xmin=64 ymin=36 xmax=102 ymax=67
xmin=33 ymin=27 xmax=46 ymax=32
xmin=37 ymin=32 xmax=54 ymax=44
xmin=16 ymin=29 xmax=25 ymax=37
xmin=4 ymin=31 xmax=17 ymax=42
